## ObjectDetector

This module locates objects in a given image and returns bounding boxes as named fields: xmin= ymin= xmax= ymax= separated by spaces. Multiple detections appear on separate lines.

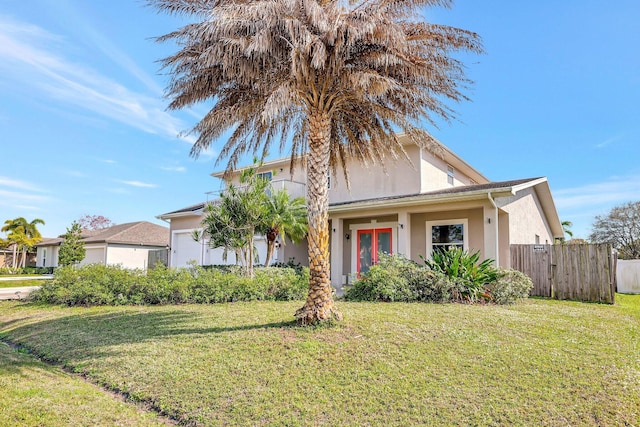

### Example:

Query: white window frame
xmin=426 ymin=218 xmax=468 ymax=257
xmin=257 ymin=171 xmax=273 ymax=181
xmin=447 ymin=165 xmax=455 ymax=185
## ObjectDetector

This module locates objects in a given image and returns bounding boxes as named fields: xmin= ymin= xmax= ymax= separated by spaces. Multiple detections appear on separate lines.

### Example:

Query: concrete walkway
xmin=0 ymin=286 xmax=40 ymax=300
xmin=0 ymin=275 xmax=53 ymax=282
xmin=0 ymin=275 xmax=51 ymax=300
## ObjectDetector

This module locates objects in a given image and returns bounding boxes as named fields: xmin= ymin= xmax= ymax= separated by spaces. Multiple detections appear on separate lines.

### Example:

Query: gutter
xmin=329 ymin=187 xmax=515 ymax=214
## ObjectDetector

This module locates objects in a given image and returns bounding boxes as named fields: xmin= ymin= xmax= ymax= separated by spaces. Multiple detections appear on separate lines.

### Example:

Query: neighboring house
xmin=35 ymin=222 xmax=169 ymax=270
xmin=158 ymin=135 xmax=563 ymax=292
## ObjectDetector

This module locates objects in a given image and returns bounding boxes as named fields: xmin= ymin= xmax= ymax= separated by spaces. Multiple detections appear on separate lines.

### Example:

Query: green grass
xmin=0 ymin=296 xmax=639 ymax=426
xmin=0 ymin=342 xmax=167 ymax=426
xmin=0 ymin=280 xmax=47 ymax=288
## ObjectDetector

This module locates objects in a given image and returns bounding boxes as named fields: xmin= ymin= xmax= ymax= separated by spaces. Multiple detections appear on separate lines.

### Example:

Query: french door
xmin=357 ymin=228 xmax=392 ymax=275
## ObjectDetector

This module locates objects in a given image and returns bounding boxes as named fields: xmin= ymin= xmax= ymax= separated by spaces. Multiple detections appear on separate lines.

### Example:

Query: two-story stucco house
xmin=158 ymin=135 xmax=563 ymax=292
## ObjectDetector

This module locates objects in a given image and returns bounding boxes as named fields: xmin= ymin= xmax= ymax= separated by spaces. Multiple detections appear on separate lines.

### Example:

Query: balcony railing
xmin=206 ymin=179 xmax=307 ymax=200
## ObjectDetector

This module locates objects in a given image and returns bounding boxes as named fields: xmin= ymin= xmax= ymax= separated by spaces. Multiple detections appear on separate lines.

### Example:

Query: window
xmin=426 ymin=219 xmax=468 ymax=256
xmin=327 ymin=175 xmax=331 ymax=189
xmin=535 ymin=234 xmax=540 ymax=244
xmin=447 ymin=165 xmax=455 ymax=185
xmin=257 ymin=171 xmax=273 ymax=181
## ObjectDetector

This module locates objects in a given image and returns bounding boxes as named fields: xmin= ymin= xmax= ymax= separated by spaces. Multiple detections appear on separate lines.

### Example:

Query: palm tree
xmin=261 ymin=190 xmax=307 ymax=267
xmin=151 ymin=0 xmax=481 ymax=324
xmin=2 ymin=217 xmax=45 ymax=268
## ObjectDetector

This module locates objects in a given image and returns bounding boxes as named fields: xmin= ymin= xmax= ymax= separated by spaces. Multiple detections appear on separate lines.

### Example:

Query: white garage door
xmin=172 ymin=232 xmax=203 ymax=268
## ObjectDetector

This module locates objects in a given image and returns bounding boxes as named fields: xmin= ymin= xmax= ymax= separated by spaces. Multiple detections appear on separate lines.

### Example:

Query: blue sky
xmin=1 ymin=0 xmax=639 ymax=240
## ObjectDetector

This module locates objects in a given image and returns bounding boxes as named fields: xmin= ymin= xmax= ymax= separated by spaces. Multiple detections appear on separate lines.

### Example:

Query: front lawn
xmin=0 ymin=296 xmax=638 ymax=426
xmin=0 ymin=280 xmax=47 ymax=288
xmin=0 ymin=342 xmax=167 ymax=426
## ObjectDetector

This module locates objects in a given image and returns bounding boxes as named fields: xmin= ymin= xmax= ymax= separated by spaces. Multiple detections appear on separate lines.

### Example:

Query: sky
xmin=1 ymin=0 xmax=639 ymax=240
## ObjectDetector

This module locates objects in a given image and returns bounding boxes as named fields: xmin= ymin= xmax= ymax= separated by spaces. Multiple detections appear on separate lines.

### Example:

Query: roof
xmin=157 ymin=200 xmax=219 ymax=220
xmin=329 ymin=177 xmax=542 ymax=208
xmin=329 ymin=177 xmax=564 ymax=239
xmin=35 ymin=222 xmax=169 ymax=247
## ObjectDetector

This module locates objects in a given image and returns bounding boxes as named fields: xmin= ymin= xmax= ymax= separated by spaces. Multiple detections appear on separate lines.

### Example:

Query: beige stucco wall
xmin=279 ymin=237 xmax=309 ymax=266
xmin=409 ymin=208 xmax=484 ymax=262
xmin=168 ymin=215 xmax=203 ymax=233
xmin=420 ymin=150 xmax=477 ymax=191
xmin=497 ymin=188 xmax=554 ymax=244
xmin=329 ymin=146 xmax=422 ymax=203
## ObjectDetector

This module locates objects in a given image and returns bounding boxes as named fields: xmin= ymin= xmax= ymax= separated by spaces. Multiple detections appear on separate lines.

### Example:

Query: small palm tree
xmin=562 ymin=220 xmax=573 ymax=239
xmin=1 ymin=217 xmax=45 ymax=268
xmin=262 ymin=190 xmax=307 ymax=267
xmin=151 ymin=0 xmax=481 ymax=324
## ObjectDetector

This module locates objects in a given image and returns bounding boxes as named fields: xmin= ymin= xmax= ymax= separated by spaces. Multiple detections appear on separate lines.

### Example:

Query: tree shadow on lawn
xmin=1 ymin=307 xmax=297 ymax=363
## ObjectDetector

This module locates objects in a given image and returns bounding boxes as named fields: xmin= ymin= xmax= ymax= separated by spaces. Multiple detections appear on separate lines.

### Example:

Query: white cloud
xmin=0 ymin=15 xmax=187 ymax=142
xmin=101 ymin=159 xmax=117 ymax=164
xmin=0 ymin=176 xmax=44 ymax=192
xmin=554 ymin=175 xmax=640 ymax=210
xmin=14 ymin=205 xmax=41 ymax=211
xmin=0 ymin=189 xmax=50 ymax=203
xmin=554 ymin=174 xmax=640 ymax=239
xmin=161 ymin=166 xmax=186 ymax=172
xmin=594 ymin=135 xmax=623 ymax=149
xmin=118 ymin=180 xmax=158 ymax=188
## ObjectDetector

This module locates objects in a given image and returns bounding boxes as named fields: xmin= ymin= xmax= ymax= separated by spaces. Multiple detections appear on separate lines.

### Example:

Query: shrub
xmin=20 ymin=266 xmax=55 ymax=275
xmin=32 ymin=263 xmax=309 ymax=306
xmin=345 ymin=253 xmax=458 ymax=303
xmin=422 ymin=248 xmax=498 ymax=302
xmin=486 ymin=268 xmax=533 ymax=304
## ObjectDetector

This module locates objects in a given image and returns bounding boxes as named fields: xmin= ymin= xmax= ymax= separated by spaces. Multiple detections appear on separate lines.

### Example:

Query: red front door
xmin=357 ymin=228 xmax=392 ymax=275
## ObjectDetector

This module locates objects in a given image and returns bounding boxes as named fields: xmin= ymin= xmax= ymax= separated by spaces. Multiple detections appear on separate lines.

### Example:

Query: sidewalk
xmin=0 ymin=286 xmax=40 ymax=300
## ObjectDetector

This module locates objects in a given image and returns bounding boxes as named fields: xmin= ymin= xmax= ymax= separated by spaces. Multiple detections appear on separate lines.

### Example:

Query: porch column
xmin=330 ymin=217 xmax=344 ymax=294
xmin=397 ymin=211 xmax=411 ymax=258
xmin=483 ymin=201 xmax=499 ymax=266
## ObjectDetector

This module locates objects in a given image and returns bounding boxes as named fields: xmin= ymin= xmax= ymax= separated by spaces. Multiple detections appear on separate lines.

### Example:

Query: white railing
xmin=207 ymin=179 xmax=307 ymax=200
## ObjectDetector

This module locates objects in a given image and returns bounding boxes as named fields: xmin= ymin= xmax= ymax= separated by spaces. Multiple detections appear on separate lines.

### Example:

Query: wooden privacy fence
xmin=510 ymin=244 xmax=617 ymax=304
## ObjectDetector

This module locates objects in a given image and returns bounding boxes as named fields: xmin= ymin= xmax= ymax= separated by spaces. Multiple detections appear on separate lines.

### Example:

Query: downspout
xmin=487 ymin=192 xmax=500 ymax=267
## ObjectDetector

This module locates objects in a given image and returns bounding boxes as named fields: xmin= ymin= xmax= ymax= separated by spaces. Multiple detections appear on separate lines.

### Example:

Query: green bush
xmin=422 ymin=248 xmax=498 ymax=302
xmin=32 ymin=263 xmax=308 ymax=306
xmin=345 ymin=252 xmax=531 ymax=305
xmin=345 ymin=253 xmax=456 ymax=303
xmin=486 ymin=268 xmax=533 ymax=304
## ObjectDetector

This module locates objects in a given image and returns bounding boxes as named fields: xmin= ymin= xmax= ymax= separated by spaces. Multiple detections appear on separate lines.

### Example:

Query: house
xmin=158 ymin=135 xmax=563 ymax=292
xmin=35 ymin=221 xmax=169 ymax=270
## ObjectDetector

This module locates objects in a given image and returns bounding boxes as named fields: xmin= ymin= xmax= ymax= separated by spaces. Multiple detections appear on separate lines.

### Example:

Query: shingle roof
xmin=160 ymin=202 xmax=207 ymax=216
xmin=35 ymin=222 xmax=169 ymax=247
xmin=329 ymin=177 xmax=544 ymax=207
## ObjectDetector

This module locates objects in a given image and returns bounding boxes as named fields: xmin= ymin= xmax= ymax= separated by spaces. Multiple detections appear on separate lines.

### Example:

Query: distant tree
xmin=77 ymin=214 xmax=114 ymax=230
xmin=589 ymin=201 xmax=640 ymax=259
xmin=198 ymin=167 xmax=270 ymax=278
xmin=58 ymin=222 xmax=86 ymax=266
xmin=566 ymin=238 xmax=588 ymax=245
xmin=1 ymin=217 xmax=45 ymax=268
xmin=260 ymin=190 xmax=307 ymax=267
xmin=555 ymin=220 xmax=574 ymax=244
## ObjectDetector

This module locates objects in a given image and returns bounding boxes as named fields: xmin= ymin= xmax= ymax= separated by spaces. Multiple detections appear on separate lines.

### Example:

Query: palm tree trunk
xmin=264 ymin=240 xmax=274 ymax=267
xmin=11 ymin=243 xmax=17 ymax=269
xmin=295 ymin=112 xmax=342 ymax=325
